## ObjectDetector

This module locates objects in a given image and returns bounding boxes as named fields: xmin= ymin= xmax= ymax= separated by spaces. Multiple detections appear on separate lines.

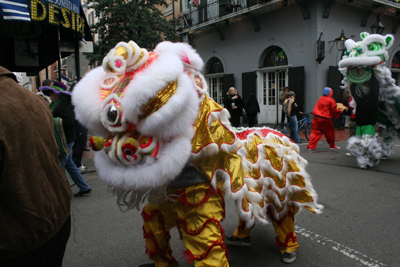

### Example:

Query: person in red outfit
xmin=306 ymin=87 xmax=345 ymax=150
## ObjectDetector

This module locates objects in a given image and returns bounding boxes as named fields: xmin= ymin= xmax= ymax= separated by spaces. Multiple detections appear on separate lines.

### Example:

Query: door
xmin=205 ymin=73 xmax=234 ymax=107
xmin=242 ymin=71 xmax=257 ymax=124
xmin=257 ymin=69 xmax=288 ymax=124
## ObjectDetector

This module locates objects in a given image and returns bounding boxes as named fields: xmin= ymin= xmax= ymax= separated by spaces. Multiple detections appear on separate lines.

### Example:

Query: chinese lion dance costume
xmin=339 ymin=32 xmax=400 ymax=169
xmin=72 ymin=41 xmax=323 ymax=266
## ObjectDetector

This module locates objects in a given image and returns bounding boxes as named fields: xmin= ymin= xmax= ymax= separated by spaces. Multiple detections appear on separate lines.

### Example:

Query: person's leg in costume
xmin=306 ymin=117 xmax=323 ymax=149
xmin=230 ymin=204 xmax=299 ymax=261
xmin=347 ymin=125 xmax=381 ymax=168
xmin=178 ymin=184 xmax=228 ymax=267
xmin=142 ymin=183 xmax=228 ymax=267
xmin=319 ymin=119 xmax=336 ymax=148
xmin=267 ymin=205 xmax=299 ymax=254
xmin=142 ymin=202 xmax=179 ymax=267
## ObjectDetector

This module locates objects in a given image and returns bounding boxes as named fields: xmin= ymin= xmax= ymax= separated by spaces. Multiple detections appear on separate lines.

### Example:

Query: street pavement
xmin=63 ymin=137 xmax=400 ymax=267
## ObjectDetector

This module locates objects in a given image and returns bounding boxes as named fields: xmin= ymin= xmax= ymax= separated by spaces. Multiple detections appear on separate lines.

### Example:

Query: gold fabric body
xmin=190 ymin=96 xmax=320 ymax=220
xmin=140 ymin=80 xmax=178 ymax=120
xmin=142 ymin=183 xmax=228 ymax=267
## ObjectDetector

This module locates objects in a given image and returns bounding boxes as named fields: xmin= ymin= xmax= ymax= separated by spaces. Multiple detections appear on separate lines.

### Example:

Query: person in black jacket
xmin=244 ymin=93 xmax=260 ymax=127
xmin=223 ymin=87 xmax=244 ymax=127
xmin=40 ymin=82 xmax=92 ymax=197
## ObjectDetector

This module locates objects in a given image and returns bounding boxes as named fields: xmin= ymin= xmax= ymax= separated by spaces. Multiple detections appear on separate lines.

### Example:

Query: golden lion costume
xmin=72 ymin=41 xmax=323 ymax=266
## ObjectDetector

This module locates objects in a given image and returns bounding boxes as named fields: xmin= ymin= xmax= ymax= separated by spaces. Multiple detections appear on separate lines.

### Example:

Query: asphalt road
xmin=63 ymin=140 xmax=400 ymax=267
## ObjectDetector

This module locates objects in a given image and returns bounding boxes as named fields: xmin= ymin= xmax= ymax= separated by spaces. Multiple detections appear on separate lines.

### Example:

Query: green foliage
xmin=86 ymin=0 xmax=179 ymax=65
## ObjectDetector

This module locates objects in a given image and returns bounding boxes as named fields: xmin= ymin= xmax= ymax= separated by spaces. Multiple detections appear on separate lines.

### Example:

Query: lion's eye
xmin=106 ymin=105 xmax=119 ymax=123
xmin=368 ymin=43 xmax=382 ymax=52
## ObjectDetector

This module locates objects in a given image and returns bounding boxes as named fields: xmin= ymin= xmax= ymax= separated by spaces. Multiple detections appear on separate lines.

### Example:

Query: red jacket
xmin=312 ymin=91 xmax=342 ymax=119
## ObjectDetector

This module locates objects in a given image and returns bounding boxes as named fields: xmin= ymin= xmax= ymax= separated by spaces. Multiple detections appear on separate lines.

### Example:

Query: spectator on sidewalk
xmin=279 ymin=87 xmax=289 ymax=125
xmin=224 ymin=87 xmax=244 ymax=127
xmin=244 ymin=93 xmax=260 ymax=127
xmin=306 ymin=87 xmax=345 ymax=151
xmin=283 ymin=91 xmax=302 ymax=143
xmin=0 ymin=66 xmax=71 ymax=266
xmin=40 ymin=81 xmax=92 ymax=197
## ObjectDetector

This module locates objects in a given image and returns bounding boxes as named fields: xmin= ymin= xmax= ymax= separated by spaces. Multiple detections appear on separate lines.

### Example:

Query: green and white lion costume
xmin=339 ymin=32 xmax=400 ymax=168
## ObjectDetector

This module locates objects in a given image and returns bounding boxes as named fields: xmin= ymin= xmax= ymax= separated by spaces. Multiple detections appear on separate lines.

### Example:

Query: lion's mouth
xmin=89 ymin=131 xmax=160 ymax=166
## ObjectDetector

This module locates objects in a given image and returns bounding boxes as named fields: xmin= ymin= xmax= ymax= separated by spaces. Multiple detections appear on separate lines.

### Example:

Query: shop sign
xmin=30 ymin=0 xmax=85 ymax=35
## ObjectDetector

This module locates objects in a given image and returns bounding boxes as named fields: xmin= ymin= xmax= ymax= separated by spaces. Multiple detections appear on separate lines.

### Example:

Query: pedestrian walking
xmin=244 ymin=93 xmax=260 ymax=127
xmin=40 ymin=81 xmax=92 ymax=197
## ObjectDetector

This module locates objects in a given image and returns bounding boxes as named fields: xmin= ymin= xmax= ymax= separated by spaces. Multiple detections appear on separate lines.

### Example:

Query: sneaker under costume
xmin=71 ymin=41 xmax=323 ymax=266
xmin=306 ymin=87 xmax=343 ymax=150
xmin=339 ymin=32 xmax=400 ymax=169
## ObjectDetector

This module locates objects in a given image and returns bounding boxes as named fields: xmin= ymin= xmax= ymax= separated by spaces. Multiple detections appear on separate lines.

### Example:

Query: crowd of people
xmin=223 ymin=85 xmax=351 ymax=147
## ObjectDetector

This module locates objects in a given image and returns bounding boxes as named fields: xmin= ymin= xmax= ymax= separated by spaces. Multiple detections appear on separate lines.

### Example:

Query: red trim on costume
xmin=275 ymin=232 xmax=298 ymax=249
xmin=141 ymin=208 xmax=178 ymax=264
xmin=176 ymin=186 xmax=219 ymax=207
xmin=182 ymin=239 xmax=229 ymax=264
xmin=141 ymin=208 xmax=165 ymax=229
xmin=235 ymin=128 xmax=288 ymax=140
xmin=176 ymin=218 xmax=225 ymax=238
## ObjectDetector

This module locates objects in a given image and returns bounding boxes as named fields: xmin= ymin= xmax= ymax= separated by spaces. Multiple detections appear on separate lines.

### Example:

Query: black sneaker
xmin=225 ymin=235 xmax=251 ymax=246
xmin=281 ymin=251 xmax=297 ymax=264
xmin=74 ymin=189 xmax=92 ymax=197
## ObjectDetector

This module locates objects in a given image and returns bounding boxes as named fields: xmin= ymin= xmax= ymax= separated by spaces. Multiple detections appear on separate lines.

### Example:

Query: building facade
xmin=177 ymin=0 xmax=400 ymax=124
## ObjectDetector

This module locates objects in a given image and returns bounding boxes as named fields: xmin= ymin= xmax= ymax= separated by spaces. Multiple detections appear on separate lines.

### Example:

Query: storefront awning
xmin=0 ymin=0 xmax=93 ymax=73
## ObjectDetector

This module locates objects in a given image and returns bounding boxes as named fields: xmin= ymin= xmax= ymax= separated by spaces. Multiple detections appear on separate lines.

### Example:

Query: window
xmin=206 ymin=57 xmax=224 ymax=74
xmin=261 ymin=46 xmax=288 ymax=68
xmin=88 ymin=11 xmax=94 ymax=26
xmin=164 ymin=2 xmax=173 ymax=16
xmin=182 ymin=0 xmax=190 ymax=13
xmin=392 ymin=51 xmax=400 ymax=69
xmin=208 ymin=76 xmax=224 ymax=105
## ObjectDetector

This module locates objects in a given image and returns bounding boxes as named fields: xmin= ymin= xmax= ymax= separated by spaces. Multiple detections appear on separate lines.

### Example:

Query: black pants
xmin=280 ymin=109 xmax=287 ymax=124
xmin=1 ymin=216 xmax=71 ymax=267
xmin=73 ymin=122 xmax=88 ymax=167
xmin=247 ymin=113 xmax=257 ymax=127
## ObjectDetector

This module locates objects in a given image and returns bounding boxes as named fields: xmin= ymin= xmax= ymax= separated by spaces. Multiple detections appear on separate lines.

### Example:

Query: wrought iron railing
xmin=178 ymin=0 xmax=266 ymax=30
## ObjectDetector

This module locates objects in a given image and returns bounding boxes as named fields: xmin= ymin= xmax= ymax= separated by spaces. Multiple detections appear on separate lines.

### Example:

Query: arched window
xmin=261 ymin=46 xmax=288 ymax=68
xmin=391 ymin=51 xmax=400 ymax=69
xmin=206 ymin=57 xmax=224 ymax=74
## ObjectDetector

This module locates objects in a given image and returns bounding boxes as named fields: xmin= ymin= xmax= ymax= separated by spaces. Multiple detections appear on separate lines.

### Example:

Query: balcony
xmin=177 ymin=0 xmax=280 ymax=35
